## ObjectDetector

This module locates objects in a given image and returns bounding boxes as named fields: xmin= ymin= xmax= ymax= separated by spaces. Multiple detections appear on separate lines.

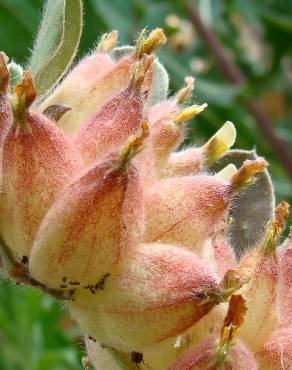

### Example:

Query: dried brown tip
xmin=119 ymin=121 xmax=149 ymax=166
xmin=131 ymin=55 xmax=154 ymax=90
xmin=274 ymin=201 xmax=290 ymax=232
xmin=96 ymin=30 xmax=119 ymax=53
xmin=136 ymin=28 xmax=167 ymax=58
xmin=11 ymin=71 xmax=36 ymax=129
xmin=0 ymin=52 xmax=9 ymax=93
xmin=43 ymin=104 xmax=72 ymax=122
xmin=230 ymin=158 xmax=268 ymax=192
xmin=174 ymin=76 xmax=195 ymax=104
xmin=219 ymin=294 xmax=247 ymax=350
xmin=172 ymin=103 xmax=207 ymax=124
xmin=81 ymin=356 xmax=91 ymax=370
xmin=221 ymin=269 xmax=247 ymax=292
xmin=261 ymin=201 xmax=289 ymax=254
xmin=13 ymin=70 xmax=36 ymax=108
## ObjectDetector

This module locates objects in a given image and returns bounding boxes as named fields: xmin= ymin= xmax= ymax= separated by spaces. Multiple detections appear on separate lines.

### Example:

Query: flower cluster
xmin=0 ymin=29 xmax=291 ymax=370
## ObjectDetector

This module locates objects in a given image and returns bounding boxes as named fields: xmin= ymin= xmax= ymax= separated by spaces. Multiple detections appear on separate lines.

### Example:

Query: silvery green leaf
xmin=30 ymin=0 xmax=83 ymax=100
xmin=211 ymin=149 xmax=275 ymax=257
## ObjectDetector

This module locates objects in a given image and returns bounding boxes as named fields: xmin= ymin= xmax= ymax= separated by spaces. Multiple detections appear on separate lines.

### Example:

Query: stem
xmin=0 ymin=236 xmax=72 ymax=301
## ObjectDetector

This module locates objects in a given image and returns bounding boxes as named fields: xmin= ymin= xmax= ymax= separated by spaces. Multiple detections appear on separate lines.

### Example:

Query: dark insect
xmin=21 ymin=255 xmax=29 ymax=264
xmin=131 ymin=351 xmax=144 ymax=365
xmin=88 ymin=335 xmax=97 ymax=342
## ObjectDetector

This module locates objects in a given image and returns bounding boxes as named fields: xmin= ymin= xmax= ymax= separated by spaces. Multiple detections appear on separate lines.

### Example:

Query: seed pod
xmin=257 ymin=326 xmax=292 ymax=370
xmin=73 ymin=56 xmax=153 ymax=165
xmin=69 ymin=243 xmax=223 ymax=352
xmin=238 ymin=202 xmax=289 ymax=352
xmin=29 ymin=135 xmax=144 ymax=289
xmin=0 ymin=72 xmax=83 ymax=257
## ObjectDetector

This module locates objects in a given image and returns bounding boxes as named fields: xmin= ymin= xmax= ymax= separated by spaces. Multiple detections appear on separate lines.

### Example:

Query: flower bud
xmin=136 ymin=28 xmax=167 ymax=57
xmin=168 ymin=295 xmax=257 ymax=370
xmin=160 ymin=121 xmax=236 ymax=178
xmin=40 ymin=37 xmax=117 ymax=134
xmin=44 ymin=51 xmax=132 ymax=133
xmin=238 ymin=202 xmax=289 ymax=352
xmin=69 ymin=243 xmax=222 ymax=351
xmin=73 ymin=57 xmax=153 ymax=165
xmin=153 ymin=103 xmax=207 ymax=166
xmin=144 ymin=159 xmax=266 ymax=252
xmin=0 ymin=72 xmax=83 ymax=257
xmin=29 ymin=134 xmax=144 ymax=289
xmin=133 ymin=303 xmax=229 ymax=370
xmin=149 ymin=95 xmax=207 ymax=168
xmin=162 ymin=147 xmax=204 ymax=177
xmin=174 ymin=76 xmax=195 ymax=104
xmin=257 ymin=326 xmax=292 ymax=370
xmin=167 ymin=338 xmax=258 ymax=370
xmin=41 ymin=29 xmax=163 ymax=135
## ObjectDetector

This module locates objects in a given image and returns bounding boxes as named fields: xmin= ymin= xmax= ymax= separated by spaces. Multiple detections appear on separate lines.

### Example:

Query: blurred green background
xmin=0 ymin=0 xmax=291 ymax=369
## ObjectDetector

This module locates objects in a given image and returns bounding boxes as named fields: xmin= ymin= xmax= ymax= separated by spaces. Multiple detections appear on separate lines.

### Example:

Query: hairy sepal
xmin=277 ymin=239 xmax=292 ymax=324
xmin=144 ymin=175 xmax=230 ymax=251
xmin=168 ymin=337 xmax=258 ymax=370
xmin=257 ymin=326 xmax=292 ymax=370
xmin=0 ymin=111 xmax=83 ymax=257
xmin=73 ymin=83 xmax=143 ymax=165
xmin=29 ymin=156 xmax=143 ymax=289
xmin=69 ymin=243 xmax=220 ymax=352
xmin=40 ymin=51 xmax=115 ymax=132
xmin=237 ymin=250 xmax=278 ymax=352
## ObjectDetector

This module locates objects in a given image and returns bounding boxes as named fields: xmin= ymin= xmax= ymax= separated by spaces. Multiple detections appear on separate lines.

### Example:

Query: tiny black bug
xmin=21 ymin=255 xmax=29 ymax=264
xmin=131 ymin=351 xmax=144 ymax=365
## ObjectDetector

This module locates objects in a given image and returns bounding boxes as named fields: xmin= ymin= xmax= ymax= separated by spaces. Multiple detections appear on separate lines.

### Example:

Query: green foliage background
xmin=0 ymin=0 xmax=291 ymax=369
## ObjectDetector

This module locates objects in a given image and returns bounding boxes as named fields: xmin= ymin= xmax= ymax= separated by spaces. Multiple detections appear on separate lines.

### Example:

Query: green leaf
xmin=29 ymin=0 xmax=83 ymax=99
xmin=211 ymin=150 xmax=275 ymax=257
